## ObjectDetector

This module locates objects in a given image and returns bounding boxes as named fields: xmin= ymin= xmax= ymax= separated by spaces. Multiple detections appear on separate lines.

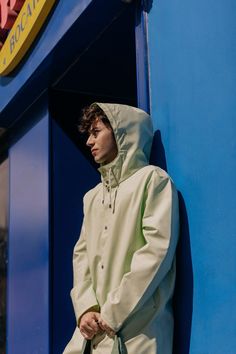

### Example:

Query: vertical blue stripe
xmin=8 ymin=116 xmax=50 ymax=354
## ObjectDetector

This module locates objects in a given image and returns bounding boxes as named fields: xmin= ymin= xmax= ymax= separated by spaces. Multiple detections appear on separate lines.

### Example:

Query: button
xmin=105 ymin=226 xmax=108 ymax=230
xmin=101 ymin=264 xmax=104 ymax=269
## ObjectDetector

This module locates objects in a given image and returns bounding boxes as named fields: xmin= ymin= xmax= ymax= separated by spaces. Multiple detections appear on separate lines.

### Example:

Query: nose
xmin=86 ymin=134 xmax=94 ymax=147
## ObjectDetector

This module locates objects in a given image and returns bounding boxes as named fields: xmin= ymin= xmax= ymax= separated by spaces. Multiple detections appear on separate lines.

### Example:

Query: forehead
xmin=89 ymin=118 xmax=109 ymax=132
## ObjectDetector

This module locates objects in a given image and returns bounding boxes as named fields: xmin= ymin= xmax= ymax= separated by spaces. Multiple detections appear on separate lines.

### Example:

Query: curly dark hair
xmin=78 ymin=103 xmax=112 ymax=133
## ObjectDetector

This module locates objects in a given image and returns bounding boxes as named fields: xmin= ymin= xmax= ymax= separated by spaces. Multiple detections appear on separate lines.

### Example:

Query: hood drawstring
xmin=102 ymin=183 xmax=105 ymax=205
xmin=108 ymin=168 xmax=112 ymax=209
xmin=113 ymin=187 xmax=118 ymax=214
xmin=102 ymin=167 xmax=119 ymax=214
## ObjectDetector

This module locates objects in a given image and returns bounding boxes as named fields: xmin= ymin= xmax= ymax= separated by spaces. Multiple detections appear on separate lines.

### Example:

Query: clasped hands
xmin=79 ymin=311 xmax=115 ymax=340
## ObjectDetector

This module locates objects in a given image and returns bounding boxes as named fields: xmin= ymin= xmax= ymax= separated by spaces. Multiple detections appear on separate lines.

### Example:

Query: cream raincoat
xmin=63 ymin=103 xmax=179 ymax=354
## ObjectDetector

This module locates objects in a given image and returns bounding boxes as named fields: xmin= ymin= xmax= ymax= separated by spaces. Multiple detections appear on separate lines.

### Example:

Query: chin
xmin=94 ymin=157 xmax=103 ymax=164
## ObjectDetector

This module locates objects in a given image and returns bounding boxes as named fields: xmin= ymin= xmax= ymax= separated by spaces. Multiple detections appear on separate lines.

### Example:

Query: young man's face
xmin=86 ymin=118 xmax=118 ymax=164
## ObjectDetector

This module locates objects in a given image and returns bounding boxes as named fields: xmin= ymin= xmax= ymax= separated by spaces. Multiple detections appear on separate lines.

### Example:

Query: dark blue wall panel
xmin=0 ymin=0 xmax=93 ymax=111
xmin=8 ymin=116 xmax=49 ymax=353
xmin=0 ymin=0 xmax=129 ymax=126
xmin=51 ymin=121 xmax=99 ymax=353
xmin=147 ymin=1 xmax=236 ymax=353
xmin=135 ymin=4 xmax=150 ymax=113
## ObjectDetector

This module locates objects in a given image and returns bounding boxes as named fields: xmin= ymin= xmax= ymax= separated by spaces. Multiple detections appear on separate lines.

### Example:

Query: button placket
xmin=99 ymin=203 xmax=110 ymax=271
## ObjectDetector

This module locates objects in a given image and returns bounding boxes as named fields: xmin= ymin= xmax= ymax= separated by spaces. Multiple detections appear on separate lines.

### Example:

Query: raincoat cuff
xmin=77 ymin=305 xmax=100 ymax=326
xmin=100 ymin=310 xmax=120 ymax=333
xmin=70 ymin=287 xmax=100 ymax=326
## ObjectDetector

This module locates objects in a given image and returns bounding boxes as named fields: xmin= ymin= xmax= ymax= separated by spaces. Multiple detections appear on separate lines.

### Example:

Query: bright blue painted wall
xmin=147 ymin=1 xmax=236 ymax=353
xmin=8 ymin=114 xmax=50 ymax=353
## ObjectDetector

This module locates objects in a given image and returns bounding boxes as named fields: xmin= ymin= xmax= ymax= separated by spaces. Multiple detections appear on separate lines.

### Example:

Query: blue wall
xmin=8 ymin=113 xmax=50 ymax=353
xmin=0 ymin=0 xmax=93 ymax=112
xmin=3 ymin=2 xmax=137 ymax=353
xmin=0 ymin=0 xmax=128 ymax=127
xmin=4 ymin=0 xmax=236 ymax=352
xmin=147 ymin=1 xmax=236 ymax=353
xmin=51 ymin=121 xmax=99 ymax=352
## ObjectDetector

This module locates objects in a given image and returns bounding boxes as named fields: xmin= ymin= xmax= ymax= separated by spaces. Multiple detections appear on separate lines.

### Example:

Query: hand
xmin=97 ymin=317 xmax=116 ymax=338
xmin=79 ymin=312 xmax=102 ymax=340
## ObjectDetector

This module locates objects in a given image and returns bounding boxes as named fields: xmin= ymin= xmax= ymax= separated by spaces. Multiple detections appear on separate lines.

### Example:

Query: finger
xmin=89 ymin=319 xmax=100 ymax=333
xmin=97 ymin=327 xmax=105 ymax=335
xmin=84 ymin=315 xmax=100 ymax=332
xmin=99 ymin=320 xmax=109 ymax=332
xmin=97 ymin=320 xmax=106 ymax=331
xmin=93 ymin=313 xmax=101 ymax=323
xmin=103 ymin=325 xmax=115 ymax=337
xmin=98 ymin=320 xmax=115 ymax=335
xmin=80 ymin=323 xmax=95 ymax=336
xmin=80 ymin=330 xmax=93 ymax=340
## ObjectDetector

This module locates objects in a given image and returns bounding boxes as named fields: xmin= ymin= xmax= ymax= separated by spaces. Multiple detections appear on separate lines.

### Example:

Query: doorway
xmin=49 ymin=4 xmax=138 ymax=353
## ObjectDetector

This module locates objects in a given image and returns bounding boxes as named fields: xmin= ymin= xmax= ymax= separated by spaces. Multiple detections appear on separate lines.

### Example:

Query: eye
xmin=93 ymin=129 xmax=100 ymax=137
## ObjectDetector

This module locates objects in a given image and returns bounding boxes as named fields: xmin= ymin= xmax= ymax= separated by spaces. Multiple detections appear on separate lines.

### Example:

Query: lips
xmin=91 ymin=149 xmax=98 ymax=155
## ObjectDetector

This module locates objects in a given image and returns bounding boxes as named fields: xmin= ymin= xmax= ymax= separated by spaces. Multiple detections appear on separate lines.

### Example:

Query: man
xmin=63 ymin=103 xmax=179 ymax=354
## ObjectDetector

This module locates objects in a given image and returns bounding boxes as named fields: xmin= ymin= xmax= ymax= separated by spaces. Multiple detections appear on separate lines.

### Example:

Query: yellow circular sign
xmin=0 ymin=0 xmax=56 ymax=76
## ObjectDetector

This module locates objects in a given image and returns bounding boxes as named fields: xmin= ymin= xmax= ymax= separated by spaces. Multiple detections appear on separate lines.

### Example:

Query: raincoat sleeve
xmin=100 ymin=171 xmax=179 ymax=332
xmin=70 ymin=218 xmax=100 ymax=325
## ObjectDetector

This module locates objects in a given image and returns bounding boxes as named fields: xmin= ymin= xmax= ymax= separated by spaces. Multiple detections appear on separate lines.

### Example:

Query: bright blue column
xmin=147 ymin=1 xmax=236 ymax=353
xmin=8 ymin=115 xmax=50 ymax=353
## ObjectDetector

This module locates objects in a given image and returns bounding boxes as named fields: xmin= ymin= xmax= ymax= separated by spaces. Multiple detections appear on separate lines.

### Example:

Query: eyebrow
xmin=89 ymin=127 xmax=100 ymax=134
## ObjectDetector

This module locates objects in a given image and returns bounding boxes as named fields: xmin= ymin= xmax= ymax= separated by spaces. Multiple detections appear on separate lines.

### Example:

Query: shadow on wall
xmin=150 ymin=130 xmax=167 ymax=171
xmin=173 ymin=193 xmax=193 ymax=354
xmin=150 ymin=130 xmax=193 ymax=354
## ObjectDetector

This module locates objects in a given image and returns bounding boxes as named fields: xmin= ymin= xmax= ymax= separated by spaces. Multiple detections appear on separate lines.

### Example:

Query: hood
xmin=95 ymin=102 xmax=153 ymax=186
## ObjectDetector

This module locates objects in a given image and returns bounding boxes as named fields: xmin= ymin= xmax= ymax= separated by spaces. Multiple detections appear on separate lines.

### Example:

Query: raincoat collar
xmin=98 ymin=152 xmax=124 ymax=188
